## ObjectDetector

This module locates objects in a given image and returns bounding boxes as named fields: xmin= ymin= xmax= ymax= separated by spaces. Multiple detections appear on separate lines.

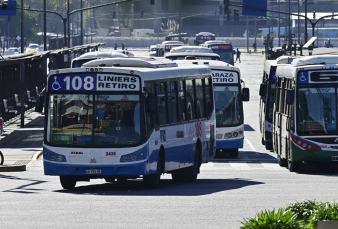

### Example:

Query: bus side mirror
xmin=286 ymin=90 xmax=294 ymax=105
xmin=147 ymin=95 xmax=157 ymax=113
xmin=259 ymin=83 xmax=267 ymax=97
xmin=242 ymin=88 xmax=250 ymax=101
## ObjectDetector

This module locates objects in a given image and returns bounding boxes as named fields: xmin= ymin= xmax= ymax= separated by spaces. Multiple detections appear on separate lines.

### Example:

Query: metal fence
xmin=0 ymin=43 xmax=104 ymax=123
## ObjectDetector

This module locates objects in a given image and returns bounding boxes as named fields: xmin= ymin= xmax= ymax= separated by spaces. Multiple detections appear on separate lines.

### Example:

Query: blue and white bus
xmin=43 ymin=57 xmax=216 ymax=189
xmin=175 ymin=60 xmax=250 ymax=158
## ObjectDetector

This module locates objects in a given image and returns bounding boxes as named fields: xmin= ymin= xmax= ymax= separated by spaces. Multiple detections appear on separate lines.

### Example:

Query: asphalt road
xmin=1 ymin=51 xmax=338 ymax=229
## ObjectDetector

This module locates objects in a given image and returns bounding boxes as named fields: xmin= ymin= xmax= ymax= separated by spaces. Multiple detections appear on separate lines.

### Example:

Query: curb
xmin=0 ymin=150 xmax=42 ymax=172
xmin=0 ymin=164 xmax=26 ymax=172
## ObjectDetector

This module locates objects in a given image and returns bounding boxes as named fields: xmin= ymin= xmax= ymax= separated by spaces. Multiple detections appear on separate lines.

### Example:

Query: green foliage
xmin=285 ymin=200 xmax=319 ymax=222
xmin=307 ymin=202 xmax=338 ymax=228
xmin=240 ymin=208 xmax=305 ymax=229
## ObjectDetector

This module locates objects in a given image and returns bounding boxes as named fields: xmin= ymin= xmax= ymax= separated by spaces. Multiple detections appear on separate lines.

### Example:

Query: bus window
xmin=47 ymin=94 xmax=93 ymax=145
xmin=185 ymin=80 xmax=195 ymax=120
xmin=297 ymin=88 xmax=336 ymax=135
xmin=195 ymin=79 xmax=205 ymax=118
xmin=167 ymin=82 xmax=178 ymax=123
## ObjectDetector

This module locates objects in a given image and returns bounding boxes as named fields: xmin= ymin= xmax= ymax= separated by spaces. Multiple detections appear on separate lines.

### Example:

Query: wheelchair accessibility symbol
xmin=300 ymin=72 xmax=307 ymax=82
xmin=52 ymin=76 xmax=61 ymax=90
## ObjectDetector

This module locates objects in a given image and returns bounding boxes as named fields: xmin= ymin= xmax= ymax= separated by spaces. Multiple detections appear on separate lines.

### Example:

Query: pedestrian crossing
xmin=201 ymin=160 xmax=285 ymax=170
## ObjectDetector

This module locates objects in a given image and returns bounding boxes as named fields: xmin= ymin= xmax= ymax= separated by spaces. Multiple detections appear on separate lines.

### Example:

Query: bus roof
xmin=276 ymin=55 xmax=338 ymax=79
xmin=169 ymin=46 xmax=213 ymax=53
xmin=74 ymin=51 xmax=128 ymax=60
xmin=204 ymin=41 xmax=228 ymax=45
xmin=264 ymin=56 xmax=294 ymax=73
xmin=196 ymin=32 xmax=215 ymax=36
xmin=82 ymin=57 xmax=178 ymax=68
xmin=174 ymin=59 xmax=239 ymax=71
xmin=161 ymin=41 xmax=185 ymax=45
xmin=165 ymin=52 xmax=220 ymax=59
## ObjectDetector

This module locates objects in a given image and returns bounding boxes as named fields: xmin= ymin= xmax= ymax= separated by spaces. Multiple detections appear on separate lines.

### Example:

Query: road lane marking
xmin=245 ymin=138 xmax=260 ymax=156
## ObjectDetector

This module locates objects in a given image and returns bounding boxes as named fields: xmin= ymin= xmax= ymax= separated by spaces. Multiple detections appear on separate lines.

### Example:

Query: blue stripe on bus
xmin=216 ymin=138 xmax=243 ymax=149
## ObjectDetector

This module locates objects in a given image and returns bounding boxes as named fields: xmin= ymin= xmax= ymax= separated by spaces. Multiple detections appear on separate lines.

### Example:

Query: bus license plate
xmin=85 ymin=169 xmax=101 ymax=174
xmin=332 ymin=156 xmax=338 ymax=161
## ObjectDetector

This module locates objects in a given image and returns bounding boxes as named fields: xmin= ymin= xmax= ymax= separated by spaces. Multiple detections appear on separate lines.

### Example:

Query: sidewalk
xmin=0 ymin=109 xmax=44 ymax=172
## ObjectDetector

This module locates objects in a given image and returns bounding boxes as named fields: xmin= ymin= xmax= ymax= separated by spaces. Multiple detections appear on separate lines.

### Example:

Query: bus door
xmin=274 ymin=77 xmax=284 ymax=155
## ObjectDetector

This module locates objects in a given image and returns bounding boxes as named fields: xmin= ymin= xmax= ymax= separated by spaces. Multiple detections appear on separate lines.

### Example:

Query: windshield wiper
xmin=315 ymin=88 xmax=335 ymax=121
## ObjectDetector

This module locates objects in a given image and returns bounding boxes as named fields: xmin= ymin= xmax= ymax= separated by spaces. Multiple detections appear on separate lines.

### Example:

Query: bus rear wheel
xmin=277 ymin=154 xmax=287 ymax=167
xmin=60 ymin=176 xmax=76 ymax=190
xmin=143 ymin=154 xmax=163 ymax=189
xmin=171 ymin=169 xmax=185 ymax=183
xmin=184 ymin=145 xmax=201 ymax=182
xmin=288 ymin=161 xmax=302 ymax=172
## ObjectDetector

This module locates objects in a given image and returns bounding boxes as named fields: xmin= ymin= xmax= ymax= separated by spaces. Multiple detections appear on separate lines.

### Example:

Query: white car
xmin=8 ymin=47 xmax=20 ymax=54
xmin=26 ymin=43 xmax=40 ymax=53
xmin=148 ymin=45 xmax=159 ymax=57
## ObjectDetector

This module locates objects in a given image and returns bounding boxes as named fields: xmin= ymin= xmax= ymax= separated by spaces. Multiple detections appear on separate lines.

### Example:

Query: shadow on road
xmin=55 ymin=178 xmax=264 ymax=196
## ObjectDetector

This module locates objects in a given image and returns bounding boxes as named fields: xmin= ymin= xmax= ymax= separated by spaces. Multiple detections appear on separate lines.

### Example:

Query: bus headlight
xmin=140 ymin=152 xmax=145 ymax=156
xmin=302 ymin=143 xmax=307 ymax=148
xmin=124 ymin=155 xmax=131 ymax=161
xmin=57 ymin=155 xmax=63 ymax=161
xmin=297 ymin=140 xmax=302 ymax=145
xmin=49 ymin=154 xmax=56 ymax=160
xmin=233 ymin=132 xmax=238 ymax=137
xmin=226 ymin=133 xmax=232 ymax=138
xmin=308 ymin=145 xmax=312 ymax=150
xmin=132 ymin=154 xmax=138 ymax=160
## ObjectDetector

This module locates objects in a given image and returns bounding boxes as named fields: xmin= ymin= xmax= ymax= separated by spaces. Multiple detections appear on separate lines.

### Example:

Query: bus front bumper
xmin=44 ymin=160 xmax=148 ymax=177
xmin=216 ymin=138 xmax=243 ymax=149
xmin=291 ymin=143 xmax=338 ymax=162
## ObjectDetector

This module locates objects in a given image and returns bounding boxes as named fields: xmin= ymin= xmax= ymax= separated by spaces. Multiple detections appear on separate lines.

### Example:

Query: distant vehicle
xmin=108 ymin=32 xmax=115 ymax=36
xmin=148 ymin=45 xmax=159 ymax=57
xmin=165 ymin=46 xmax=221 ymax=61
xmin=157 ymin=41 xmax=185 ymax=57
xmin=201 ymin=41 xmax=234 ymax=65
xmin=8 ymin=47 xmax=20 ymax=54
xmin=25 ymin=43 xmax=39 ymax=53
xmin=71 ymin=51 xmax=128 ymax=68
xmin=194 ymin=32 xmax=215 ymax=46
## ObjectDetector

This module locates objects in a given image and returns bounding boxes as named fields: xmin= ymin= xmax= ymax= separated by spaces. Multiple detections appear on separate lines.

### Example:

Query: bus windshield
xmin=72 ymin=59 xmax=95 ymax=68
xmin=210 ymin=45 xmax=234 ymax=64
xmin=297 ymin=87 xmax=336 ymax=135
xmin=214 ymin=85 xmax=242 ymax=126
xmin=47 ymin=93 xmax=141 ymax=146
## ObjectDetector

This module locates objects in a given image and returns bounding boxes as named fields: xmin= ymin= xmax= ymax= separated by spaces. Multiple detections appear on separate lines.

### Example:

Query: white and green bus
xmin=273 ymin=55 xmax=338 ymax=172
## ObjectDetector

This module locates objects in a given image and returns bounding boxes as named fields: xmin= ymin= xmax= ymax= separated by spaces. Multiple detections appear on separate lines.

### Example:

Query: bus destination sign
xmin=212 ymin=71 xmax=239 ymax=84
xmin=49 ymin=74 xmax=140 ymax=91
xmin=210 ymin=45 xmax=232 ymax=50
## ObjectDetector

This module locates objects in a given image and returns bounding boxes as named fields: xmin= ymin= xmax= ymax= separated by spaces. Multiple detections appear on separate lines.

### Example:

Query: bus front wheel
xmin=287 ymin=149 xmax=301 ymax=172
xmin=60 ymin=176 xmax=76 ymax=190
xmin=143 ymin=153 xmax=163 ymax=189
xmin=184 ymin=144 xmax=201 ymax=182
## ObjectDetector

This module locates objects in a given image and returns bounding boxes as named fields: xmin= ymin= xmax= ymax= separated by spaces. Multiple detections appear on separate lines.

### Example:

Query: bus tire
xmin=184 ymin=143 xmax=201 ymax=182
xmin=265 ymin=141 xmax=273 ymax=150
xmin=171 ymin=169 xmax=185 ymax=183
xmin=277 ymin=154 xmax=287 ymax=167
xmin=143 ymin=151 xmax=164 ymax=189
xmin=261 ymin=137 xmax=265 ymax=145
xmin=60 ymin=176 xmax=76 ymax=190
xmin=288 ymin=161 xmax=302 ymax=172
xmin=228 ymin=148 xmax=238 ymax=158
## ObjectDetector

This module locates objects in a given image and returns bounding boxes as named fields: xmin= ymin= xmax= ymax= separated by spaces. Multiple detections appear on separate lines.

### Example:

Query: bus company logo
xmin=106 ymin=152 xmax=116 ymax=156
xmin=71 ymin=151 xmax=83 ymax=154
xmin=195 ymin=122 xmax=202 ymax=137
xmin=122 ymin=95 xmax=129 ymax=101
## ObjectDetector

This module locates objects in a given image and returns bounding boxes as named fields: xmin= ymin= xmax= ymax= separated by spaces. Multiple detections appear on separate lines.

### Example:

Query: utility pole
xmin=305 ymin=0 xmax=308 ymax=42
xmin=246 ymin=16 xmax=249 ymax=53
xmin=178 ymin=0 xmax=182 ymax=41
xmin=20 ymin=0 xmax=25 ymax=127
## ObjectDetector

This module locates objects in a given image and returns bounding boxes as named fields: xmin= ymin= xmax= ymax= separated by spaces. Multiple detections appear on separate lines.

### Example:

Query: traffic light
xmin=150 ymin=0 xmax=155 ymax=5
xmin=234 ymin=9 xmax=239 ymax=21
xmin=219 ymin=5 xmax=222 ymax=15
xmin=227 ymin=9 xmax=230 ymax=21
xmin=141 ymin=9 xmax=143 ymax=18
xmin=113 ymin=11 xmax=116 ymax=19
xmin=1 ymin=0 xmax=9 ymax=10
xmin=313 ymin=11 xmax=316 ymax=19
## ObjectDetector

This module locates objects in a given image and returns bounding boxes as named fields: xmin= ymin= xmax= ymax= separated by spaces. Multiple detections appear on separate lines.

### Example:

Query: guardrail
xmin=0 ymin=43 xmax=104 ymax=123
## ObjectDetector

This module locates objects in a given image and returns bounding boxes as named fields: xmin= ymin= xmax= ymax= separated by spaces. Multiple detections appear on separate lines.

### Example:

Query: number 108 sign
xmin=49 ymin=73 xmax=140 ymax=91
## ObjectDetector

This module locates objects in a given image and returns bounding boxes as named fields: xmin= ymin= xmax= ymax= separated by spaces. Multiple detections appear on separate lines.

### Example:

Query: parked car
xmin=25 ymin=43 xmax=40 ymax=53
xmin=8 ymin=47 xmax=20 ymax=54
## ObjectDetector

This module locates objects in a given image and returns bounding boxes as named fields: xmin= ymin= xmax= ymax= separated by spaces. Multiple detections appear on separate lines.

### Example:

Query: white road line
xmin=229 ymin=162 xmax=249 ymax=168
xmin=202 ymin=162 xmax=215 ymax=167
xmin=261 ymin=163 xmax=280 ymax=168
xmin=245 ymin=138 xmax=259 ymax=156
